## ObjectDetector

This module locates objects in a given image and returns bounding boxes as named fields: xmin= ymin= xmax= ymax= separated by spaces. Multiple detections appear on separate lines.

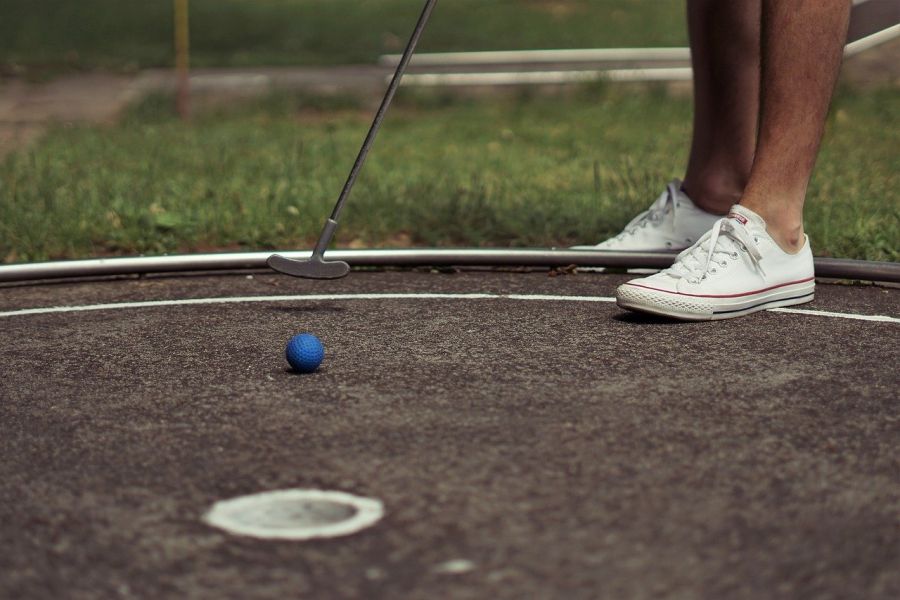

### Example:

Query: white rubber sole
xmin=616 ymin=279 xmax=816 ymax=321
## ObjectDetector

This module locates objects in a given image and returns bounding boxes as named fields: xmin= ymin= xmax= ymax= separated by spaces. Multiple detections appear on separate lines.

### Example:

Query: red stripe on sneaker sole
xmin=623 ymin=276 xmax=815 ymax=299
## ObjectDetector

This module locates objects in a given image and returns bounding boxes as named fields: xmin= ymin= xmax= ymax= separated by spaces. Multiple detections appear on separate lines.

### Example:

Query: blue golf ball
xmin=285 ymin=333 xmax=325 ymax=373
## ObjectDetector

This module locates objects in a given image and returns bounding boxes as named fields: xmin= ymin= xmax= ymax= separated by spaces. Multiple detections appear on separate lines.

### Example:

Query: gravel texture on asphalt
xmin=1 ymin=270 xmax=898 ymax=599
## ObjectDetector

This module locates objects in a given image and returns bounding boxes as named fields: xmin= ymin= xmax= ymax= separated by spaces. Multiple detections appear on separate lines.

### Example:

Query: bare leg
xmin=682 ymin=0 xmax=761 ymax=214
xmin=740 ymin=0 xmax=850 ymax=252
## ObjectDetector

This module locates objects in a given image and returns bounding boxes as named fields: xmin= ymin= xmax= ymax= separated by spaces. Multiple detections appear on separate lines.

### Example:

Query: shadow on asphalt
xmin=612 ymin=311 xmax=687 ymax=325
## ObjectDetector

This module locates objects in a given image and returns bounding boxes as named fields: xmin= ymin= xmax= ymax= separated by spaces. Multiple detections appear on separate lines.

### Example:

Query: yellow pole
xmin=174 ymin=0 xmax=191 ymax=120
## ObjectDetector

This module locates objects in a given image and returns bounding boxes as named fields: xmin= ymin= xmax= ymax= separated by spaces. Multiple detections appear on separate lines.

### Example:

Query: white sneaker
xmin=615 ymin=205 xmax=815 ymax=320
xmin=573 ymin=180 xmax=721 ymax=252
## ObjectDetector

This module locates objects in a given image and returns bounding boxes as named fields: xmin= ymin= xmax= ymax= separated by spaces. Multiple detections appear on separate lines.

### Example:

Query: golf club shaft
xmin=327 ymin=0 xmax=438 ymax=224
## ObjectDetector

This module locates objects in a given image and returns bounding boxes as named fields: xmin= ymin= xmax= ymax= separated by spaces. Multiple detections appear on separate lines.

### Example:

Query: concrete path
xmin=2 ymin=31 xmax=897 ymax=159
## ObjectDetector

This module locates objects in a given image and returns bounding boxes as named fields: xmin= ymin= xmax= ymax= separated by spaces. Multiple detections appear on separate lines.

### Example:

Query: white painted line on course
xmin=0 ymin=293 xmax=896 ymax=323
xmin=507 ymin=294 xmax=615 ymax=303
xmin=0 ymin=294 xmax=498 ymax=318
xmin=768 ymin=307 xmax=899 ymax=323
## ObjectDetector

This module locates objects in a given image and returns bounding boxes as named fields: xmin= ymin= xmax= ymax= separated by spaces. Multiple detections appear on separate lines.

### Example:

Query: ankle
xmin=767 ymin=223 xmax=805 ymax=253
xmin=681 ymin=179 xmax=744 ymax=216
xmin=739 ymin=201 xmax=805 ymax=254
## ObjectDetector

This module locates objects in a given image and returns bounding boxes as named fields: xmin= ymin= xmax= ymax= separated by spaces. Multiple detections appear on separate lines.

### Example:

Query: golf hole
xmin=204 ymin=489 xmax=384 ymax=540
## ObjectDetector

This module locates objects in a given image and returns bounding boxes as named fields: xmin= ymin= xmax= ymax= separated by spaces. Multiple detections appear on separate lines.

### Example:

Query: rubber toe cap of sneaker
xmin=616 ymin=282 xmax=713 ymax=317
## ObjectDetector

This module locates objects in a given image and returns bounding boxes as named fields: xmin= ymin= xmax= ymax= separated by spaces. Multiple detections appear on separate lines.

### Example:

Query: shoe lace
xmin=669 ymin=217 xmax=764 ymax=283
xmin=613 ymin=181 xmax=681 ymax=240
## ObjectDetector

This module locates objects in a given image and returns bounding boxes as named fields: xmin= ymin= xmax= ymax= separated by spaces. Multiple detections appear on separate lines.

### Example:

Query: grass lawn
xmin=1 ymin=85 xmax=898 ymax=263
xmin=1 ymin=0 xmax=686 ymax=76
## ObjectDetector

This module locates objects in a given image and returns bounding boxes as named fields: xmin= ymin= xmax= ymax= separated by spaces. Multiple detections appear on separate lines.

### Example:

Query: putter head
xmin=267 ymin=253 xmax=351 ymax=280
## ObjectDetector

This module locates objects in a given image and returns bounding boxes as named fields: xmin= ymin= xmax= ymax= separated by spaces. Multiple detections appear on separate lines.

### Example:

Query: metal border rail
xmin=1 ymin=250 xmax=898 ymax=284
xmin=382 ymin=24 xmax=900 ymax=68
xmin=381 ymin=8 xmax=900 ymax=86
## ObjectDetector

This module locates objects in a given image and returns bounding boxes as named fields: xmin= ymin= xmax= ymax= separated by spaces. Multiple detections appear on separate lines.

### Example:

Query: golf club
xmin=268 ymin=0 xmax=439 ymax=279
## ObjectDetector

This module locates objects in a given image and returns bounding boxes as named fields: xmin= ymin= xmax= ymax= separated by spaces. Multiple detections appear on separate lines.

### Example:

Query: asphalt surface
xmin=1 ymin=270 xmax=898 ymax=600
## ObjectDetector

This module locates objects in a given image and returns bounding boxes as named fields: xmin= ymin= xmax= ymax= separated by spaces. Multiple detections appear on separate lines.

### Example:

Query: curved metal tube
xmin=0 ymin=249 xmax=897 ymax=284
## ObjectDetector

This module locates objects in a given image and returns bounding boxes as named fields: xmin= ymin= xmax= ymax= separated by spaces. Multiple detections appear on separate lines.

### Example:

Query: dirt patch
xmin=0 ymin=73 xmax=137 ymax=158
xmin=0 ymin=123 xmax=43 ymax=160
